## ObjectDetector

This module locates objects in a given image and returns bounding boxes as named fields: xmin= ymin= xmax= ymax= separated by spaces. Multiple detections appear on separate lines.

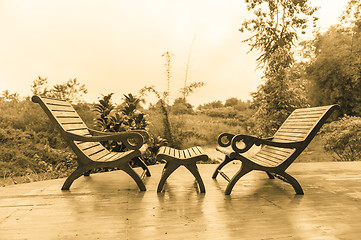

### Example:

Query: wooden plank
xmin=88 ymin=148 xmax=109 ymax=160
xmin=66 ymin=129 xmax=90 ymax=135
xmin=257 ymin=151 xmax=287 ymax=163
xmin=56 ymin=117 xmax=84 ymax=124
xmin=254 ymin=151 xmax=283 ymax=164
xmin=177 ymin=149 xmax=183 ymax=159
xmin=62 ymin=123 xmax=88 ymax=131
xmin=184 ymin=149 xmax=190 ymax=159
xmin=260 ymin=148 xmax=291 ymax=159
xmin=293 ymin=106 xmax=329 ymax=113
xmin=263 ymin=146 xmax=294 ymax=155
xmin=81 ymin=144 xmax=107 ymax=156
xmin=248 ymin=156 xmax=277 ymax=167
xmin=97 ymin=152 xmax=121 ymax=162
xmin=277 ymin=128 xmax=310 ymax=134
xmin=42 ymin=97 xmax=70 ymax=105
xmin=76 ymin=142 xmax=101 ymax=150
xmin=47 ymin=105 xmax=74 ymax=111
xmin=52 ymin=111 xmax=79 ymax=117
xmin=195 ymin=146 xmax=203 ymax=155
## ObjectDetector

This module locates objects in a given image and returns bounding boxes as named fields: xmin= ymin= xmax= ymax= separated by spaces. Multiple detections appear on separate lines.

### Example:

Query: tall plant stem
xmin=184 ymin=36 xmax=196 ymax=100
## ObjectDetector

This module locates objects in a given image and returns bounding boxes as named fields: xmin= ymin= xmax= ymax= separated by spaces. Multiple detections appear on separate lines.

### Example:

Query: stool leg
xmin=185 ymin=163 xmax=206 ymax=193
xmin=157 ymin=162 xmax=179 ymax=192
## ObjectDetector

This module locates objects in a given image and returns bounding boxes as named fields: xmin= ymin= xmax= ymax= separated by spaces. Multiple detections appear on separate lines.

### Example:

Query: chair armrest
xmin=231 ymin=134 xmax=303 ymax=154
xmin=217 ymin=133 xmax=236 ymax=147
xmin=88 ymin=129 xmax=150 ymax=142
xmin=64 ymin=131 xmax=144 ymax=150
xmin=88 ymin=128 xmax=113 ymax=136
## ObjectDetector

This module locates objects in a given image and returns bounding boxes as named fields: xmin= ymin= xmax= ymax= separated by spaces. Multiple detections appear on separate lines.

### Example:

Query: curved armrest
xmin=88 ymin=128 xmax=150 ymax=142
xmin=65 ymin=131 xmax=144 ymax=150
xmin=231 ymin=134 xmax=303 ymax=154
xmin=217 ymin=133 xmax=236 ymax=147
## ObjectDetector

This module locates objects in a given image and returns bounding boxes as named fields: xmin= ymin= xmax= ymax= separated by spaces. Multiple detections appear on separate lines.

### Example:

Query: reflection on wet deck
xmin=1 ymin=162 xmax=361 ymax=239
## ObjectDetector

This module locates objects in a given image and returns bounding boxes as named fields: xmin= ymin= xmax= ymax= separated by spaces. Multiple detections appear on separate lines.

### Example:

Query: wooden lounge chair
xmin=32 ymin=96 xmax=151 ymax=191
xmin=212 ymin=105 xmax=339 ymax=195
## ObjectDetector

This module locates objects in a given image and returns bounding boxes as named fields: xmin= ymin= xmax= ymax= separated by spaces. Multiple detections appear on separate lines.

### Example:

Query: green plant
xmin=240 ymin=0 xmax=317 ymax=137
xmin=31 ymin=76 xmax=88 ymax=104
xmin=322 ymin=115 xmax=361 ymax=161
xmin=94 ymin=93 xmax=148 ymax=152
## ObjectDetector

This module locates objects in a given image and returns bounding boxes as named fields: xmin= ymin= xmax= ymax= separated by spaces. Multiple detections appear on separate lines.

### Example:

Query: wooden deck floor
xmin=1 ymin=162 xmax=361 ymax=240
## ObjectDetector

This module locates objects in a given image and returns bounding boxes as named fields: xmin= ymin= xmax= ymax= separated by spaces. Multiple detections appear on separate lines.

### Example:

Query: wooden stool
xmin=156 ymin=146 xmax=207 ymax=193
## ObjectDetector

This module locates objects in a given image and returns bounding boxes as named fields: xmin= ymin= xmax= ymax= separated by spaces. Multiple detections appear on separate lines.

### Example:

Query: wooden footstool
xmin=156 ymin=146 xmax=208 ymax=193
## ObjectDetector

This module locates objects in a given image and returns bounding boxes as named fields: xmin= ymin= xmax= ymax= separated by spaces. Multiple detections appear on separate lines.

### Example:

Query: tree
xmin=30 ymin=76 xmax=88 ymax=103
xmin=240 ymin=0 xmax=317 ymax=136
xmin=1 ymin=90 xmax=20 ymax=102
xmin=305 ymin=25 xmax=361 ymax=116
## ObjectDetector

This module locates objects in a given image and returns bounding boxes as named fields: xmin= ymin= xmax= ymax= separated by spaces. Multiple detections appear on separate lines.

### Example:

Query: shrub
xmin=322 ymin=116 xmax=361 ymax=161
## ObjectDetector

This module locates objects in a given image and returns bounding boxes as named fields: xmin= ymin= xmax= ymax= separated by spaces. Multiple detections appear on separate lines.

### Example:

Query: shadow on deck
xmin=1 ymin=162 xmax=361 ymax=239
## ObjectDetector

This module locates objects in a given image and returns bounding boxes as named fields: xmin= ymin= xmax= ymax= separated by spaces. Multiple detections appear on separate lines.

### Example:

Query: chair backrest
xmin=32 ymin=96 xmax=111 ymax=163
xmin=273 ymin=105 xmax=338 ymax=143
xmin=249 ymin=105 xmax=339 ymax=169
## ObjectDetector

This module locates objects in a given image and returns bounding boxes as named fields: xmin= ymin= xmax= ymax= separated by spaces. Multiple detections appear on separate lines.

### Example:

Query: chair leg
xmin=225 ymin=163 xmax=252 ymax=195
xmin=157 ymin=162 xmax=180 ymax=192
xmin=133 ymin=157 xmax=151 ymax=177
xmin=212 ymin=156 xmax=233 ymax=179
xmin=266 ymin=172 xmax=275 ymax=179
xmin=121 ymin=164 xmax=147 ymax=191
xmin=62 ymin=167 xmax=87 ymax=190
xmin=185 ymin=164 xmax=206 ymax=193
xmin=276 ymin=171 xmax=304 ymax=195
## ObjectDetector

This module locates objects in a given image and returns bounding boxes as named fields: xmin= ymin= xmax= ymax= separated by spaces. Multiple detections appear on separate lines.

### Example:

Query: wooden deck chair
xmin=212 ymin=105 xmax=339 ymax=195
xmin=32 ymin=96 xmax=151 ymax=191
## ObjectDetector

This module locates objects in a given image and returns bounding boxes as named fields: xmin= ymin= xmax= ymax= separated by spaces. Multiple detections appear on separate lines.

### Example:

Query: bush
xmin=322 ymin=116 xmax=361 ymax=161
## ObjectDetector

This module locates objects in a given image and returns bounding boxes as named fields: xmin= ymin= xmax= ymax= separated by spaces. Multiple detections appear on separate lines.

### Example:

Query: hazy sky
xmin=0 ymin=0 xmax=349 ymax=106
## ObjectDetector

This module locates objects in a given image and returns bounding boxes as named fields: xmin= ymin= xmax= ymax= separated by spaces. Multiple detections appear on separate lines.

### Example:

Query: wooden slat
xmin=56 ymin=117 xmax=83 ymax=124
xmin=66 ymin=129 xmax=89 ymax=135
xmin=88 ymin=148 xmax=109 ymax=160
xmin=263 ymin=146 xmax=294 ymax=155
xmin=41 ymin=97 xmax=70 ymax=105
xmin=62 ymin=123 xmax=88 ymax=131
xmin=52 ymin=111 xmax=79 ymax=117
xmin=81 ymin=144 xmax=106 ymax=156
xmin=47 ymin=105 xmax=74 ymax=111
xmin=97 ymin=152 xmax=121 ymax=162
xmin=293 ymin=106 xmax=329 ymax=113
xmin=183 ymin=149 xmax=190 ymax=159
xmin=248 ymin=156 xmax=277 ymax=167
xmin=76 ymin=142 xmax=100 ymax=150
xmin=277 ymin=128 xmax=310 ymax=134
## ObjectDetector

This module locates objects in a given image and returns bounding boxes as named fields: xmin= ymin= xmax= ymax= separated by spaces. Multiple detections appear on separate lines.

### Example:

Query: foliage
xmin=197 ymin=100 xmax=223 ymax=110
xmin=171 ymin=97 xmax=194 ymax=115
xmin=240 ymin=0 xmax=317 ymax=137
xmin=341 ymin=0 xmax=361 ymax=26
xmin=322 ymin=116 xmax=361 ymax=161
xmin=94 ymin=93 xmax=148 ymax=152
xmin=249 ymin=60 xmax=310 ymax=136
xmin=140 ymin=86 xmax=174 ymax=146
xmin=240 ymin=0 xmax=318 ymax=67
xmin=0 ymin=98 xmax=97 ymax=184
xmin=305 ymin=24 xmax=361 ymax=116
xmin=140 ymin=50 xmax=205 ymax=146
xmin=31 ymin=76 xmax=88 ymax=103
xmin=1 ymin=90 xmax=20 ymax=102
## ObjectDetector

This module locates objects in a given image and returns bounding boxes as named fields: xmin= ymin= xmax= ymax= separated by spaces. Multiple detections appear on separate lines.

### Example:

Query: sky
xmin=0 ymin=0 xmax=350 ymax=106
